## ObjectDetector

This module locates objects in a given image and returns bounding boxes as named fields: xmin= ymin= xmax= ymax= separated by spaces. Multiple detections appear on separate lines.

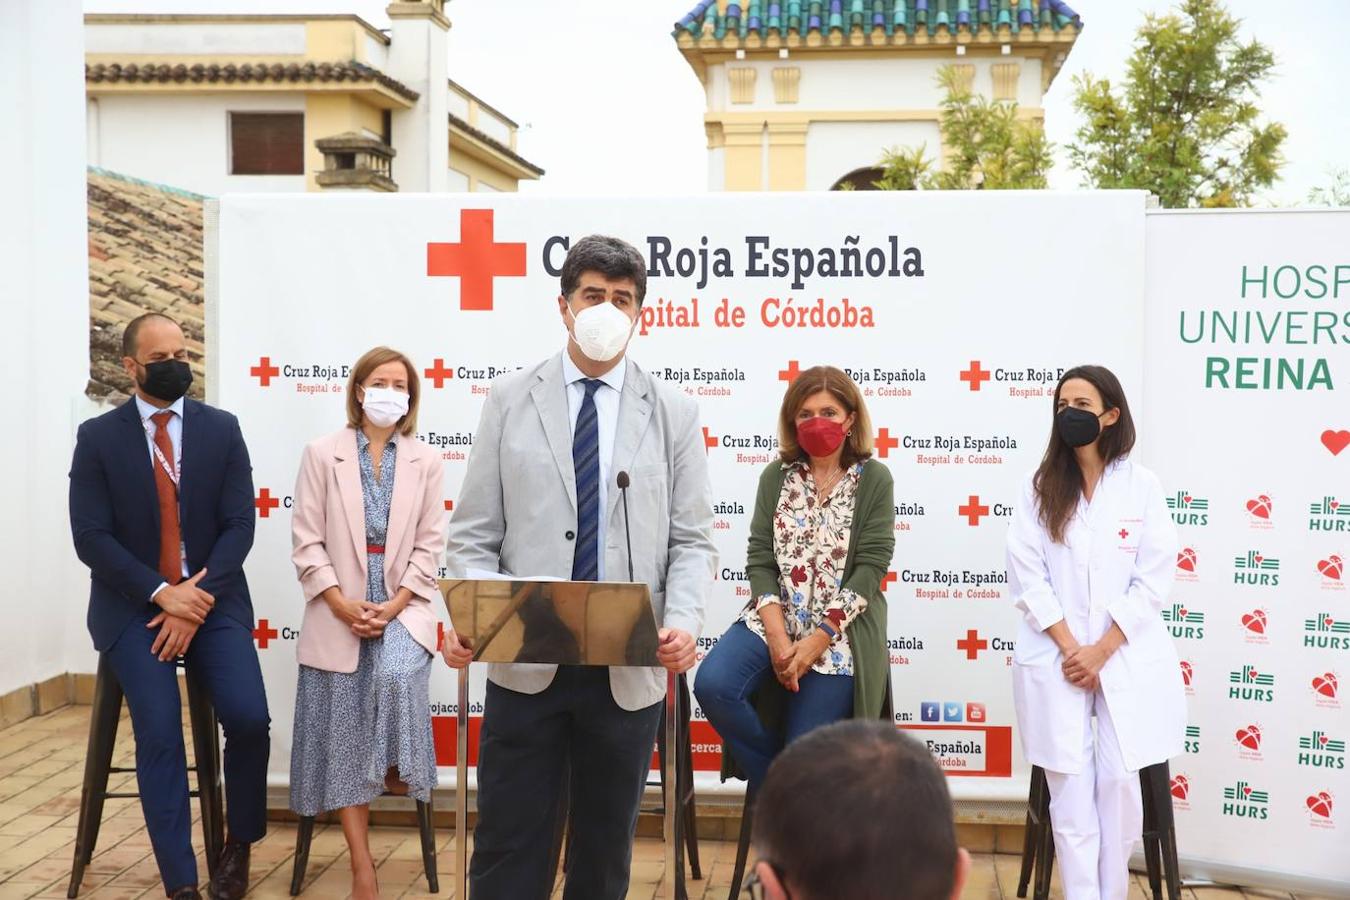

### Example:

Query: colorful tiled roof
xmin=674 ymin=1 xmax=1081 ymax=39
xmin=87 ymin=168 xmax=206 ymax=402
xmin=86 ymin=61 xmax=420 ymax=103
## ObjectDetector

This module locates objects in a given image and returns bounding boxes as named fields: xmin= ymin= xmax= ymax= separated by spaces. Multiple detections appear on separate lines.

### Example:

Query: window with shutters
xmin=229 ymin=113 xmax=304 ymax=175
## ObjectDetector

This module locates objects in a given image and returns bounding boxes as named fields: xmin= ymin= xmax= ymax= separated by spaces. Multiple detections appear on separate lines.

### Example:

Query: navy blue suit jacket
xmin=69 ymin=397 xmax=257 ymax=651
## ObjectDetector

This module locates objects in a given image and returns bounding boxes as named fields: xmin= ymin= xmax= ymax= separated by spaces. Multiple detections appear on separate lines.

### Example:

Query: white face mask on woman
xmin=361 ymin=386 xmax=408 ymax=428
xmin=567 ymin=301 xmax=637 ymax=362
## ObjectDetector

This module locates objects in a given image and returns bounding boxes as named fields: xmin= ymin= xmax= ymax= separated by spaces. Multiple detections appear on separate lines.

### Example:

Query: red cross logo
xmin=424 ymin=358 xmax=454 ymax=388
xmin=959 ymin=495 xmax=990 ymax=526
xmin=778 ymin=360 xmax=802 ymax=383
xmin=250 ymin=357 xmax=279 ymax=387
xmin=1119 ymin=528 xmax=1130 ymax=540
xmin=253 ymin=619 xmax=279 ymax=649
xmin=956 ymin=629 xmax=988 ymax=660
xmin=959 ymin=361 xmax=991 ymax=392
xmin=444 ymin=500 xmax=455 ymax=512
xmin=881 ymin=571 xmax=898 ymax=592
xmin=427 ymin=209 xmax=527 ymax=311
xmin=255 ymin=488 xmax=281 ymax=518
xmin=702 ymin=427 xmax=718 ymax=453
xmin=875 ymin=428 xmax=900 ymax=459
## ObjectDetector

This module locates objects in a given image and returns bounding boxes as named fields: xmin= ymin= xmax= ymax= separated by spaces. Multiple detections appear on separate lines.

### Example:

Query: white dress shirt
xmin=135 ymin=394 xmax=189 ymax=590
xmin=561 ymin=352 xmax=625 ymax=581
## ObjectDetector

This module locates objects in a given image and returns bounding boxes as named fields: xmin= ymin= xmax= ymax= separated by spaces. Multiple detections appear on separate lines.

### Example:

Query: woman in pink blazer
xmin=288 ymin=346 xmax=446 ymax=900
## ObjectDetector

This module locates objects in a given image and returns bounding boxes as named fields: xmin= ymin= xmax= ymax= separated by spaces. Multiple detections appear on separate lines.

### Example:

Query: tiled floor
xmin=0 ymin=706 xmax=1327 ymax=899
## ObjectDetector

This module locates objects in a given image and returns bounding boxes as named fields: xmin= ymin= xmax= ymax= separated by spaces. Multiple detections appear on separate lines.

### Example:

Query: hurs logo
xmin=1222 ymin=780 xmax=1270 ymax=820
xmin=1233 ymin=550 xmax=1280 ymax=587
xmin=1309 ymin=496 xmax=1349 ymax=533
xmin=1304 ymin=613 xmax=1350 ymax=651
xmin=1229 ymin=665 xmax=1275 ymax=703
xmin=1168 ymin=491 xmax=1209 ymax=527
xmin=1184 ymin=725 xmax=1201 ymax=754
xmin=1297 ymin=730 xmax=1346 ymax=769
xmin=1163 ymin=603 xmax=1205 ymax=640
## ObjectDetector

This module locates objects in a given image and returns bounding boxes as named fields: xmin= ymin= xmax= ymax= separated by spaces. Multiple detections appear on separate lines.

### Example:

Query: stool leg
xmin=184 ymin=671 xmax=224 ymax=879
xmin=1015 ymin=808 xmax=1036 ymax=898
xmin=67 ymin=660 xmax=124 ymax=899
xmin=289 ymin=817 xmax=315 ymax=896
xmin=727 ymin=789 xmax=754 ymax=900
xmin=1034 ymin=808 xmax=1055 ymax=900
xmin=678 ymin=675 xmax=701 ymax=882
xmin=417 ymin=799 xmax=439 ymax=893
xmin=1141 ymin=767 xmax=1163 ymax=900
xmin=1152 ymin=763 xmax=1182 ymax=900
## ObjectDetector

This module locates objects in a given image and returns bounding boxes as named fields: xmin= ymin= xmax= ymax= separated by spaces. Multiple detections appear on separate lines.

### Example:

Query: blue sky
xmin=85 ymin=1 xmax=1349 ymax=203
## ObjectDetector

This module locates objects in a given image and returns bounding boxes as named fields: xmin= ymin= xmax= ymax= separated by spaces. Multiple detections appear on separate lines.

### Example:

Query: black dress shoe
xmin=169 ymin=888 xmax=202 ymax=900
xmin=208 ymin=841 xmax=251 ymax=900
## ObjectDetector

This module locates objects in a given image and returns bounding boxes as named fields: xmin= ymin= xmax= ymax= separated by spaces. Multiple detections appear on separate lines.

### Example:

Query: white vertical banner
xmin=210 ymin=190 xmax=1145 ymax=809
xmin=1141 ymin=209 xmax=1350 ymax=893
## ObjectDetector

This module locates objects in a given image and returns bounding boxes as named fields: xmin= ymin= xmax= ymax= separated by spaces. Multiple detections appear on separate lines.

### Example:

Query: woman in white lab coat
xmin=1005 ymin=365 xmax=1186 ymax=900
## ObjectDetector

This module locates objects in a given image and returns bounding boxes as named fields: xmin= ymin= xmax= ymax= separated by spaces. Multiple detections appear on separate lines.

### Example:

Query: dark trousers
xmin=469 ymin=667 xmax=662 ymax=900
xmin=103 ymin=610 xmax=271 ymax=891
xmin=693 ymin=621 xmax=854 ymax=789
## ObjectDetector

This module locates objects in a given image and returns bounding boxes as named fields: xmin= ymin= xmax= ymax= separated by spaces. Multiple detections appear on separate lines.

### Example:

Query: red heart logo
xmin=1319 ymin=558 xmax=1344 ymax=580
xmin=1179 ymin=607 xmax=1188 ymax=618
xmin=1306 ymin=793 xmax=1334 ymax=818
xmin=1236 ymin=726 xmax=1261 ymax=750
xmin=1328 ymin=617 xmax=1337 ymax=627
xmin=789 ymin=565 xmax=808 ymax=586
xmin=1183 ymin=495 xmax=1193 ymax=504
xmin=1254 ymin=554 xmax=1264 ymax=565
xmin=1244 ymin=786 xmax=1253 ymax=796
xmin=1321 ymin=735 xmax=1329 ymax=745
xmin=1179 ymin=661 xmax=1193 ymax=684
xmin=1313 ymin=673 xmax=1339 ymax=697
xmin=1177 ymin=549 xmax=1197 ymax=572
xmin=1250 ymin=669 xmax=1259 ymax=678
xmin=1332 ymin=501 xmax=1342 ymax=510
xmin=1242 ymin=610 xmax=1267 ymax=634
xmin=1171 ymin=776 xmax=1189 ymax=800
xmin=1323 ymin=430 xmax=1350 ymax=456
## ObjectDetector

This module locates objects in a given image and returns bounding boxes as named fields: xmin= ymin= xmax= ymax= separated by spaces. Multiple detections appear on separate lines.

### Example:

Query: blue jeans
xmin=693 ymin=621 xmax=854 ymax=789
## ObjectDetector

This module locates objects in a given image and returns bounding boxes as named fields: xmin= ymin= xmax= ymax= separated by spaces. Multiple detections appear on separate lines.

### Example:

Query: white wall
xmin=805 ymin=119 xmax=941 ymax=189
xmin=88 ymin=93 xmax=307 ymax=196
xmin=0 ymin=0 xmax=95 ymax=693
xmin=709 ymin=54 xmax=1046 ymax=112
xmin=86 ymin=22 xmax=306 ymax=56
xmin=446 ymin=166 xmax=470 ymax=191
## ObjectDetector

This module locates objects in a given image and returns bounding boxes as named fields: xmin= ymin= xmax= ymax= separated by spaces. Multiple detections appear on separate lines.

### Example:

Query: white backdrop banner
xmin=205 ymin=192 xmax=1347 ymax=890
xmin=1141 ymin=209 xmax=1349 ymax=891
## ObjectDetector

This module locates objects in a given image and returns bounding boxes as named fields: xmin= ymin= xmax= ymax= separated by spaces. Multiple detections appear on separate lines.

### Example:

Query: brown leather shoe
xmin=169 ymin=888 xmax=202 ymax=900
xmin=207 ymin=841 xmax=250 ymax=900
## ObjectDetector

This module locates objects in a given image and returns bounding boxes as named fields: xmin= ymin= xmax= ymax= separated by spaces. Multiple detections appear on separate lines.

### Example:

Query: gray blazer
xmin=446 ymin=352 xmax=716 ymax=710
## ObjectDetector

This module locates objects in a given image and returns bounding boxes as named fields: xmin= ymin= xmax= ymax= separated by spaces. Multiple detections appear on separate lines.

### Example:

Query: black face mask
xmin=136 ymin=359 xmax=194 ymax=403
xmin=1056 ymin=406 xmax=1105 ymax=448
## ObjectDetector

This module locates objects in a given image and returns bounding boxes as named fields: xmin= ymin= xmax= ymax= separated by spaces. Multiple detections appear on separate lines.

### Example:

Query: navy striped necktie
xmin=571 ymin=379 xmax=603 ymax=582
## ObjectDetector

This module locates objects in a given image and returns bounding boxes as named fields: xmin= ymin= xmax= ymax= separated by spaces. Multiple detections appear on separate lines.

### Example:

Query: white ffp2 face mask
xmin=567 ymin=301 xmax=637 ymax=362
xmin=361 ymin=386 xmax=409 ymax=428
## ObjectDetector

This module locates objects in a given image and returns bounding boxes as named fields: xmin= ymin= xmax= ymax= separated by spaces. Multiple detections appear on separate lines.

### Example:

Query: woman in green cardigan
xmin=694 ymin=365 xmax=895 ymax=788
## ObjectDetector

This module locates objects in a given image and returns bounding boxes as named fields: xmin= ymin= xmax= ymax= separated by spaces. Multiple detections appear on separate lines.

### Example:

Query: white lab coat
xmin=1006 ymin=459 xmax=1186 ymax=775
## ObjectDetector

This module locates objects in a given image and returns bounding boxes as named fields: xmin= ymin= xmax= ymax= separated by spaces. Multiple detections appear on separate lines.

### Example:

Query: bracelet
xmin=817 ymin=621 xmax=839 ymax=640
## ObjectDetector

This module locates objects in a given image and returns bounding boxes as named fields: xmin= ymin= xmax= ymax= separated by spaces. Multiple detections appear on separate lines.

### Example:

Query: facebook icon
xmin=943 ymin=701 xmax=964 ymax=722
xmin=920 ymin=701 xmax=940 ymax=722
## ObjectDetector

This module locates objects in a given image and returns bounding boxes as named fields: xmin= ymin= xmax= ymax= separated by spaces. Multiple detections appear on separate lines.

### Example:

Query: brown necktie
xmin=151 ymin=411 xmax=182 ymax=585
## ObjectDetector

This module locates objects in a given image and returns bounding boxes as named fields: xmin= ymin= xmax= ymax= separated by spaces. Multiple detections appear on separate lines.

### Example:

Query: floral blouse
xmin=740 ymin=460 xmax=868 ymax=676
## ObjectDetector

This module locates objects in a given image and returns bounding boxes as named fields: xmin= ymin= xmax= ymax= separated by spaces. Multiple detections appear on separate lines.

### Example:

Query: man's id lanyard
xmin=144 ymin=420 xmax=181 ymax=490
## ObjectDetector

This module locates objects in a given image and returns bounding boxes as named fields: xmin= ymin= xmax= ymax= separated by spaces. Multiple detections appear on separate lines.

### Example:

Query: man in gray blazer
xmin=444 ymin=235 xmax=716 ymax=900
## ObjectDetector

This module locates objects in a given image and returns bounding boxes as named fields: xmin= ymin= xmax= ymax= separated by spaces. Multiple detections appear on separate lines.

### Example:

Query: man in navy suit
xmin=69 ymin=313 xmax=269 ymax=900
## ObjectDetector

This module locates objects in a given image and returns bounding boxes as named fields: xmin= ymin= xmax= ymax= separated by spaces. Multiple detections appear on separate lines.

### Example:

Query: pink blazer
xmin=290 ymin=427 xmax=445 ymax=673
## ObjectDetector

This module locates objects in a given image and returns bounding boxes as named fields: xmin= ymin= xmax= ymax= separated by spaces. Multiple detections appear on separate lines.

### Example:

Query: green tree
xmin=863 ymin=65 xmax=1052 ymax=191
xmin=1068 ymin=0 xmax=1286 ymax=208
xmin=1307 ymin=169 xmax=1350 ymax=207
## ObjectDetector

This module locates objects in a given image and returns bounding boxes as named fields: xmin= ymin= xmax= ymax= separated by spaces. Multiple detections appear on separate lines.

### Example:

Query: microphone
xmin=616 ymin=471 xmax=635 ymax=583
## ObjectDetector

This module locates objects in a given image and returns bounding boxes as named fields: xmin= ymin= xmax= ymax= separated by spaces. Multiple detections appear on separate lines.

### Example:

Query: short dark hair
xmin=559 ymin=235 xmax=648 ymax=306
xmin=752 ymin=721 xmax=959 ymax=900
xmin=121 ymin=312 xmax=180 ymax=359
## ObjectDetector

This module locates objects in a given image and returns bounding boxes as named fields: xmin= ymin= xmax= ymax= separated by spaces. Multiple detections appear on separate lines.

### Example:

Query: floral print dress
xmin=740 ymin=460 xmax=869 ymax=676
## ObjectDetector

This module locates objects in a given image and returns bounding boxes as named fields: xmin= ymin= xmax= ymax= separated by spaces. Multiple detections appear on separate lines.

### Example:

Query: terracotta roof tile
xmin=86 ymin=168 xmax=206 ymax=402
xmin=86 ymin=60 xmax=420 ymax=103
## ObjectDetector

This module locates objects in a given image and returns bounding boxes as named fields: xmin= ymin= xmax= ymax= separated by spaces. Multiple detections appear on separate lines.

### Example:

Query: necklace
xmin=812 ymin=466 xmax=844 ymax=502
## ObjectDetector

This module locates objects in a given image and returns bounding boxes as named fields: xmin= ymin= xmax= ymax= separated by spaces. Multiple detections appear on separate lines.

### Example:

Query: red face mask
xmin=796 ymin=416 xmax=847 ymax=458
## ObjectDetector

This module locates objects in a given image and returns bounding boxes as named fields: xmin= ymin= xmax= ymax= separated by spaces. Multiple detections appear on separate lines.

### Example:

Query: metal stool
xmin=67 ymin=655 xmax=224 ymax=898
xmin=289 ymin=795 xmax=439 ymax=895
xmin=725 ymin=679 xmax=894 ymax=900
xmin=1017 ymin=761 xmax=1181 ymax=900
xmin=549 ymin=673 xmax=701 ymax=898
